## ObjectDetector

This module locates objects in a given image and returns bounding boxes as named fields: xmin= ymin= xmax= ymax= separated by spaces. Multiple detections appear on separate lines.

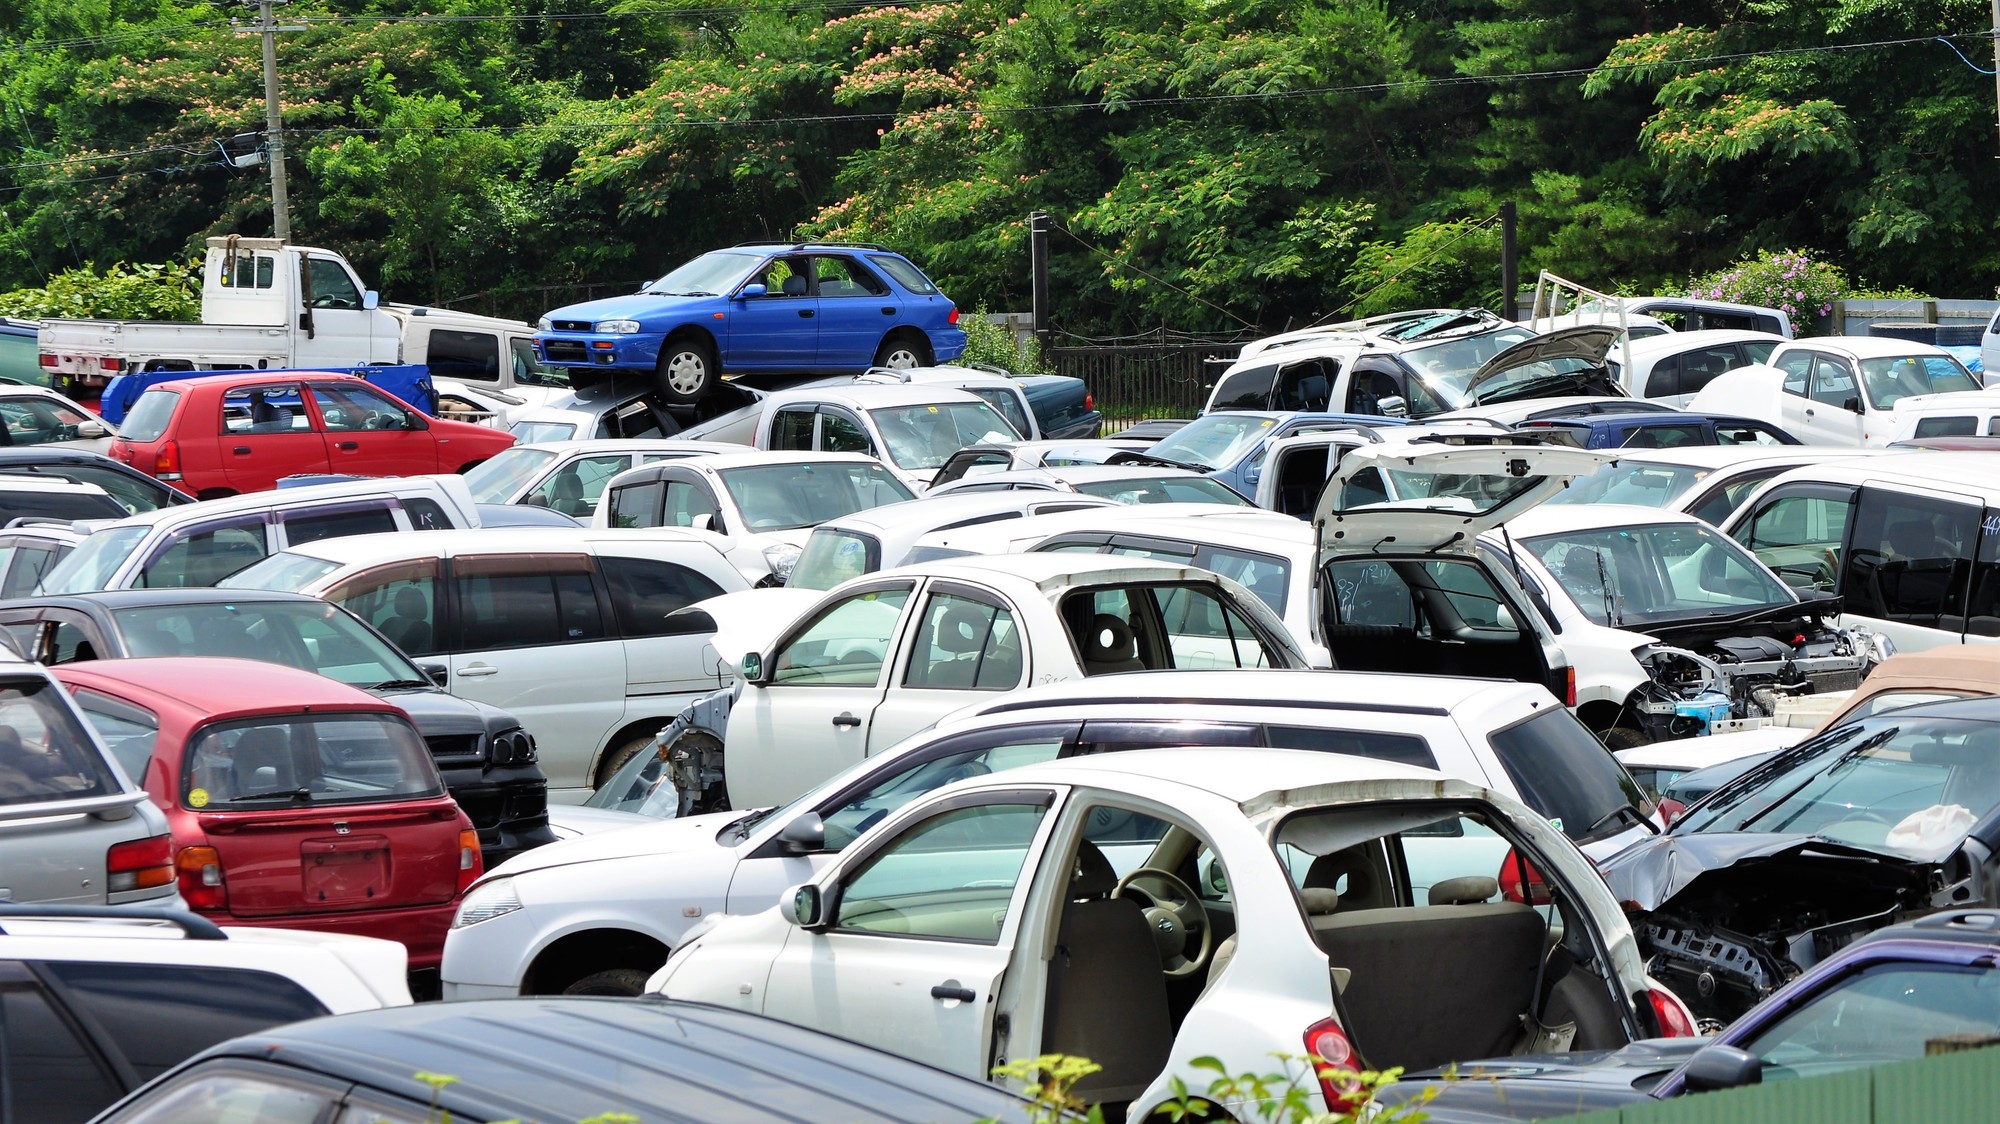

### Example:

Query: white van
xmin=1721 ymin=451 xmax=2000 ymax=652
xmin=219 ymin=527 xmax=753 ymax=798
xmin=35 ymin=475 xmax=481 ymax=594
xmin=1688 ymin=337 xmax=1981 ymax=445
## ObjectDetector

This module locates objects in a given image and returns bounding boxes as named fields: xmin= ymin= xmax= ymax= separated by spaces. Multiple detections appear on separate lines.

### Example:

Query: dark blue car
xmin=534 ymin=244 xmax=967 ymax=404
xmin=1516 ymin=410 xmax=1801 ymax=449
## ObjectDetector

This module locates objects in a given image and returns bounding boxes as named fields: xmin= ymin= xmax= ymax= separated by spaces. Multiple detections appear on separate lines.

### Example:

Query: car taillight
xmin=107 ymin=834 xmax=173 ymax=893
xmin=176 ymin=845 xmax=227 ymax=910
xmin=946 ymin=306 xmax=960 ymax=325
xmin=1084 ymin=391 xmax=1095 ymax=411
xmin=1303 ymin=1017 xmax=1364 ymax=1112
xmin=457 ymin=829 xmax=483 ymax=892
xmin=1563 ymin=666 xmax=1576 ymax=707
xmin=1646 ymin=986 xmax=1699 ymax=1037
xmin=38 ymin=352 xmax=57 ymax=368
xmin=1657 ymin=796 xmax=1686 ymax=827
xmin=99 ymin=357 xmax=122 ymax=373
xmin=152 ymin=440 xmax=180 ymax=481
xmin=1498 ymin=848 xmax=1553 ymax=906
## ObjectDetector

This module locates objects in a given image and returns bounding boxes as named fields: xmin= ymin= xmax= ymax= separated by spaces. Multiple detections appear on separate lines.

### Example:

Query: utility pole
xmin=1499 ymin=201 xmax=1518 ymax=321
xmin=1029 ymin=212 xmax=1051 ymax=351
xmin=242 ymin=0 xmax=303 ymax=239
xmin=1991 ymin=0 xmax=2000 ymax=158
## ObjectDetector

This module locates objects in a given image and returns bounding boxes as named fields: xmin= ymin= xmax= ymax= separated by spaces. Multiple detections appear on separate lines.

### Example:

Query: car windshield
xmin=183 ymin=713 xmax=443 ymax=809
xmin=1146 ymin=413 xmax=1280 ymax=472
xmin=643 ymin=250 xmax=762 ymax=296
xmin=719 ymin=462 xmax=915 ymax=531
xmin=790 ymin=528 xmax=881 ymax=591
xmin=0 ymin=396 xmax=91 ymax=447
xmin=1547 ymin=460 xmax=1707 ymax=508
xmin=112 ymin=601 xmax=425 ymax=688
xmin=1676 ymin=714 xmax=2000 ymax=860
xmin=1859 ymin=355 xmax=1980 ymax=409
xmin=1074 ymin=476 xmax=1253 ymax=506
xmin=0 ymin=674 xmax=119 ymax=808
xmin=38 ymin=526 xmax=150 ymax=594
xmin=510 ymin=419 xmax=578 ymax=443
xmin=869 ymin=402 xmax=1022 ymax=469
xmin=1400 ymin=326 xmax=1540 ymax=409
xmin=1524 ymin=521 xmax=1795 ymax=627
xmin=217 ymin=550 xmax=343 ymax=593
xmin=463 ymin=448 xmax=558 ymax=504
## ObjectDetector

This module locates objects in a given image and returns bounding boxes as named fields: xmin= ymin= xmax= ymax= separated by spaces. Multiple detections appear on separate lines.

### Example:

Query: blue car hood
xmin=546 ymin=291 xmax=714 ymax=322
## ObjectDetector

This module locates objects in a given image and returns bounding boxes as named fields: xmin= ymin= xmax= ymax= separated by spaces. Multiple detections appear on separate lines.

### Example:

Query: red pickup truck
xmin=110 ymin=371 xmax=515 ymax=497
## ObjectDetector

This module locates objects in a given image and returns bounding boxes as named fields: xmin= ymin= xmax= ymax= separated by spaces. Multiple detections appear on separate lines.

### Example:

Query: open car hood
xmin=1466 ymin=326 xmax=1624 ymax=402
xmin=1314 ymin=443 xmax=1614 ymax=555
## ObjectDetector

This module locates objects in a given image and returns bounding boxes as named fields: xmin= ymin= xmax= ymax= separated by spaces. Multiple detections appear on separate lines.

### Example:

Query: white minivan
xmin=1688 ymin=336 xmax=1981 ymax=445
xmin=220 ymin=527 xmax=753 ymax=798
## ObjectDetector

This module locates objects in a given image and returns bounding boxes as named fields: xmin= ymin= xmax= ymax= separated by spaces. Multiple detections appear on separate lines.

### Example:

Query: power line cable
xmin=1049 ymin=221 xmax=1258 ymax=330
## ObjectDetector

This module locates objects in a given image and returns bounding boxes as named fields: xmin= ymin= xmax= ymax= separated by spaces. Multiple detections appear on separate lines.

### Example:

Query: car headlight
xmin=536 ymin=317 xmax=552 ymax=332
xmin=452 ymin=878 xmax=523 ymax=929
xmin=596 ymin=319 xmax=642 ymax=334
xmin=762 ymin=543 xmax=801 ymax=583
xmin=491 ymin=727 xmax=537 ymax=766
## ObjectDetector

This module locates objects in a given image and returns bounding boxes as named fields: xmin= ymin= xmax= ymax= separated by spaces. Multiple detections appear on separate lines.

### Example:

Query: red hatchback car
xmin=53 ymin=657 xmax=481 ymax=969
xmin=109 ymin=372 xmax=516 ymax=498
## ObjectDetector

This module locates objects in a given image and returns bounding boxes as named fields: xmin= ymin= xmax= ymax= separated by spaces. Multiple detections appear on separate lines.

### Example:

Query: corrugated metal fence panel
xmin=1527 ymin=1048 xmax=2000 ymax=1124
xmin=1873 ymin=1043 xmax=2000 ymax=1123
xmin=1051 ymin=344 xmax=1231 ymax=431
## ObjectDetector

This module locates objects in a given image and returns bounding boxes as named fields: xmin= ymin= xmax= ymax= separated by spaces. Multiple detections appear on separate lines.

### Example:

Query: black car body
xmin=0 ymin=589 xmax=554 ymax=865
xmin=1600 ymin=696 xmax=2000 ymax=1028
xmin=0 ymin=447 xmax=192 ymax=514
xmin=93 ymin=997 xmax=1034 ymax=1124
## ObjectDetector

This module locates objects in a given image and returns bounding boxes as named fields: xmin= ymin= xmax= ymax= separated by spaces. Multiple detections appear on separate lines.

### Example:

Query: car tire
xmin=656 ymin=335 xmax=717 ymax=404
xmin=1600 ymin=725 xmax=1651 ymax=749
xmin=560 ymin=967 xmax=654 ymax=997
xmin=873 ymin=332 xmax=933 ymax=370
xmin=596 ymin=732 xmax=659 ymax=789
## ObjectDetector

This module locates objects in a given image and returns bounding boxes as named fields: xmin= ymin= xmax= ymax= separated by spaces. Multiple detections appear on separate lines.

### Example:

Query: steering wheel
xmin=1113 ymin=867 xmax=1212 ymax=977
xmin=362 ymin=413 xmax=387 ymax=430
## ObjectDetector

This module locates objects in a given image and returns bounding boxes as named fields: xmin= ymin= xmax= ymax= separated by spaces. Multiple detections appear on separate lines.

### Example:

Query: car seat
xmin=1041 ymin=841 xmax=1173 ymax=1104
xmin=249 ymin=399 xmax=294 ymax=434
xmin=231 ymin=726 xmax=296 ymax=795
xmin=914 ymin=602 xmax=991 ymax=688
xmin=782 ymin=274 xmax=810 ymax=296
xmin=380 ymin=586 xmax=432 ymax=655
xmin=546 ymin=472 xmax=589 ymax=517
xmin=1078 ymin=613 xmax=1145 ymax=675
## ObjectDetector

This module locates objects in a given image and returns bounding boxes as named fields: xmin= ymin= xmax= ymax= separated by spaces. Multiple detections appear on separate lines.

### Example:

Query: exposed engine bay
xmin=1627 ymin=607 xmax=1884 ymax=741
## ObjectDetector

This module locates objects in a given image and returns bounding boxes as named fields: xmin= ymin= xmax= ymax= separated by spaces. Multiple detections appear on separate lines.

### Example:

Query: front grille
xmin=543 ymin=340 xmax=590 ymax=363
xmin=552 ymin=320 xmax=594 ymax=333
xmin=424 ymin=734 xmax=484 ymax=765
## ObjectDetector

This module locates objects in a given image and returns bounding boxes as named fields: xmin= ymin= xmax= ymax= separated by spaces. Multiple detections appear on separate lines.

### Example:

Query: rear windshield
xmin=1486 ymin=709 xmax=1647 ymax=843
xmin=182 ymin=714 xmax=443 ymax=810
xmin=38 ymin=525 xmax=150 ymax=595
xmin=720 ymin=462 xmax=914 ymax=531
xmin=463 ymin=447 xmax=558 ymax=504
xmin=511 ymin=420 xmax=577 ymax=443
xmin=1074 ymin=476 xmax=1252 ymax=506
xmin=118 ymin=391 xmax=181 ymax=443
xmin=791 ymin=529 xmax=882 ymax=591
xmin=218 ymin=551 xmax=342 ymax=593
xmin=866 ymin=254 xmax=938 ymax=295
xmin=0 ymin=674 xmax=120 ymax=807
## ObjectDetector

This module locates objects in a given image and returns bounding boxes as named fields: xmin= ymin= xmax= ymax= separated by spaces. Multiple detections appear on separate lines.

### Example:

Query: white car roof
xmin=1752 ymin=450 xmax=2000 ymax=494
xmin=0 ymin=477 xmax=113 ymax=497
xmin=946 ymin=667 xmax=1544 ymax=716
xmin=84 ymin=474 xmax=474 ymax=529
xmin=1496 ymin=501 xmax=1710 ymax=538
xmin=1781 ymin=335 xmax=1955 ymax=360
xmin=949 ymin=744 xmax=1469 ymax=806
xmin=510 ymin=438 xmax=740 ymax=457
xmin=1889 ymin=392 xmax=2000 ymax=413
xmin=815 ymin=491 xmax=1117 ymax=535
xmin=910 ymin=501 xmax=1269 ymax=555
xmin=247 ymin=525 xmax=728 ymax=568
xmin=1621 ymin=329 xmax=1788 ymax=357
xmin=759 ymin=383 xmax=990 ymax=410
xmin=1597 ymin=445 xmax=1879 ymax=470
xmin=663 ymin=450 xmax=894 ymax=473
xmin=1021 ymin=508 xmax=1314 ymax=547
xmin=946 ymin=464 xmax=1207 ymax=485
xmin=877 ymin=551 xmax=1249 ymax=591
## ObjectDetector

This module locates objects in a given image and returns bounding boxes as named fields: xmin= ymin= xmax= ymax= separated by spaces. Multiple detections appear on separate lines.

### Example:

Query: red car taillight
xmin=457 ymin=829 xmax=483 ymax=892
xmin=1084 ymin=391 xmax=1095 ymax=411
xmin=946 ymin=306 xmax=960 ymax=325
xmin=107 ymin=834 xmax=173 ymax=893
xmin=1303 ymin=1017 xmax=1364 ymax=1112
xmin=1498 ymin=848 xmax=1554 ymax=906
xmin=176 ymin=845 xmax=228 ymax=910
xmin=1646 ymin=986 xmax=1699 ymax=1037
xmin=1656 ymin=796 xmax=1686 ymax=827
xmin=1562 ymin=666 xmax=1577 ymax=707
xmin=151 ymin=440 xmax=181 ymax=481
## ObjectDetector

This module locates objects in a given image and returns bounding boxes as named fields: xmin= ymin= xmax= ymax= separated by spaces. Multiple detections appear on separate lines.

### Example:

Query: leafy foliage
xmin=1686 ymin=248 xmax=1847 ymax=331
xmin=0 ymin=259 xmax=200 ymax=320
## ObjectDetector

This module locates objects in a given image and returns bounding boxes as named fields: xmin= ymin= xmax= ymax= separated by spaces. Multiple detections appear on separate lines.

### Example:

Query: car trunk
xmin=197 ymin=800 xmax=463 ymax=917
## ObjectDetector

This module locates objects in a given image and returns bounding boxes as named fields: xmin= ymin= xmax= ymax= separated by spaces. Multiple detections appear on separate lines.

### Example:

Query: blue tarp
xmin=97 ymin=364 xmax=439 ymax=425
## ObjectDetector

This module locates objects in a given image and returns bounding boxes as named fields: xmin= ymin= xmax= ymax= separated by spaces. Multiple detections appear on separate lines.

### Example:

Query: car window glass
xmin=1 ymin=544 xmax=62 ymax=598
xmin=41 ymin=962 xmax=328 ymax=1081
xmin=866 ymin=254 xmax=938 ymax=295
xmin=184 ymin=713 xmax=443 ymax=808
xmin=819 ymin=410 xmax=872 ymax=454
xmin=325 ymin=560 xmax=443 ymax=658
xmin=425 ymin=329 xmax=500 ymax=382
xmin=45 ymin=618 xmax=96 ymax=664
xmin=1197 ymin=547 xmax=1291 ymax=615
xmin=1641 ymin=354 xmax=1682 ymax=399
xmin=1685 ymin=469 xmax=1782 ymax=527
xmin=1849 ymin=689 xmax=1976 ymax=719
xmin=1742 ymin=341 xmax=1778 ymax=364
xmin=657 ymin=480 xmax=721 ymax=529
xmin=119 ymin=390 xmax=181 ymax=443
xmin=454 ymin=563 xmax=604 ymax=651
xmin=1809 ymin=356 xmax=1857 ymax=409
xmin=771 ymin=588 xmax=911 ymax=686
xmin=222 ymin=385 xmax=309 ymax=436
xmin=1777 ymin=351 xmax=1813 ymax=396
xmin=770 ymin=408 xmax=816 ymax=451
xmin=0 ymin=983 xmax=122 ymax=1122
xmin=1526 ymin=522 xmax=1794 ymax=627
xmin=1487 ymin=709 xmax=1646 ymax=843
xmin=600 ymin=555 xmax=726 ymax=637
xmin=820 ymin=735 xmax=1066 ymax=850
xmin=104 ymin=1069 xmax=336 ymax=1124
xmin=1150 ymin=583 xmax=1277 ymax=668
xmin=789 ymin=529 xmax=879 ymax=591
xmin=606 ymin=480 xmax=665 ymax=528
xmin=282 ymin=505 xmax=397 ymax=546
xmin=1265 ymin=725 xmax=1438 ymax=768
xmin=1621 ymin=424 xmax=1707 ymax=449
xmin=1209 ymin=364 xmax=1279 ymax=411
xmin=402 ymin=497 xmax=452 ymax=531
xmin=1914 ymin=416 xmax=1978 ymax=439
xmin=305 ymin=258 xmax=362 ymax=308
xmin=138 ymin=522 xmax=270 ymax=589
xmin=1741 ymin=492 xmax=1853 ymax=592
xmin=525 ymin=455 xmax=629 ymax=517
xmin=903 ymin=592 xmax=1022 ymax=691
xmin=1675 ymin=344 xmax=1741 ymax=397
xmin=1860 ymin=356 xmax=1979 ymax=410
xmin=835 ymin=801 xmax=1048 ymax=942
xmin=1715 ymin=422 xmax=1789 ymax=446
xmin=718 ymin=462 xmax=913 ymax=531
xmin=1841 ymin=488 xmax=1979 ymax=628
xmin=310 ymin=385 xmax=413 ymax=433
xmin=813 ymin=255 xmax=887 ymax=297
xmin=1741 ymin=962 xmax=2000 ymax=1079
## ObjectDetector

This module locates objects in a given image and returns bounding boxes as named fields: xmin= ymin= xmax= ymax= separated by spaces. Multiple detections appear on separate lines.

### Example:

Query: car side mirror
xmin=691 ymin=512 xmax=716 ymax=532
xmin=1378 ymin=395 xmax=1409 ymax=419
xmin=789 ymin=884 xmax=827 ymax=928
xmin=362 ymin=290 xmax=380 ymax=310
xmin=417 ymin=661 xmax=449 ymax=687
xmin=739 ymin=283 xmax=767 ymax=299
xmin=779 ymin=812 xmax=825 ymax=855
xmin=740 ymin=650 xmax=766 ymax=684
xmin=1843 ymin=396 xmax=1861 ymax=413
xmin=76 ymin=420 xmax=109 ymax=439
xmin=1243 ymin=466 xmax=1262 ymax=487
xmin=1677 ymin=1044 xmax=1762 ymax=1092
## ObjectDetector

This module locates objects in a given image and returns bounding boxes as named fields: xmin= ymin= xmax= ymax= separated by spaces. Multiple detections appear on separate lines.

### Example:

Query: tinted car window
xmin=866 ymin=253 xmax=938 ymax=295
xmin=0 ymin=544 xmax=60 ymax=598
xmin=455 ymin=566 xmax=604 ymax=650
xmin=0 ymin=675 xmax=119 ymax=807
xmin=426 ymin=329 xmax=501 ymax=383
xmin=137 ymin=522 xmax=269 ymax=589
xmin=0 ymin=487 xmax=123 ymax=523
xmin=600 ymin=556 xmax=726 ymax=637
xmin=402 ymin=497 xmax=451 ymax=531
xmin=118 ymin=392 xmax=181 ymax=443
xmin=1264 ymin=725 xmax=1437 ymax=769
xmin=1486 ymin=709 xmax=1646 ymax=843
xmin=281 ymin=505 xmax=397 ymax=546
xmin=40 ymin=962 xmax=329 ymax=1081
xmin=184 ymin=714 xmax=443 ymax=809
xmin=0 ymin=981 xmax=122 ymax=1123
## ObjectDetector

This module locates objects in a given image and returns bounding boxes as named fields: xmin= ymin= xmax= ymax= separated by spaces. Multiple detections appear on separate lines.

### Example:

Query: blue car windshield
xmin=644 ymin=251 xmax=763 ymax=296
xmin=1147 ymin=413 xmax=1280 ymax=472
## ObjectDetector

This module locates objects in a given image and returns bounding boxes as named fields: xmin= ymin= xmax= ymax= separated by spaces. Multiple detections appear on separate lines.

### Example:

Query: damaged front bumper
xmin=1629 ymin=625 xmax=1889 ymax=741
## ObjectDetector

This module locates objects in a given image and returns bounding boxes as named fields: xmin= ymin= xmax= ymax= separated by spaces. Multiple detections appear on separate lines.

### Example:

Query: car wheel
xmin=1600 ymin=725 xmax=1651 ymax=749
xmin=873 ymin=333 xmax=933 ymax=370
xmin=561 ymin=967 xmax=654 ymax=997
xmin=656 ymin=335 xmax=717 ymax=404
xmin=596 ymin=732 xmax=659 ymax=789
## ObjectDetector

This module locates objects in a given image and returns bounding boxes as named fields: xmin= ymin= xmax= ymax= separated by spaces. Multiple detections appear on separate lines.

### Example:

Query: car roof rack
xmin=729 ymin=241 xmax=892 ymax=252
xmin=0 ymin=904 xmax=228 ymax=940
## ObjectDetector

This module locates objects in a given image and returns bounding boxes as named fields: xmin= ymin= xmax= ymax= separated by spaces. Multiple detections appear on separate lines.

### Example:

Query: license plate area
xmin=302 ymin=834 xmax=390 ymax=906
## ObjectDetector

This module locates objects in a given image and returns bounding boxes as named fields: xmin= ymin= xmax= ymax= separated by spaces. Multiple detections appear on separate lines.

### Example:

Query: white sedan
xmin=649 ymin=747 xmax=1680 ymax=1117
xmin=462 ymin=438 xmax=738 ymax=518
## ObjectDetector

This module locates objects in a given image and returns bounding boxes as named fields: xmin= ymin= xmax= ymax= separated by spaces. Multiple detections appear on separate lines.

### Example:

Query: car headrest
xmin=1069 ymin=841 xmax=1118 ymax=899
xmin=1084 ymin=613 xmax=1136 ymax=661
xmin=1428 ymin=875 xmax=1501 ymax=906
xmin=934 ymin=603 xmax=990 ymax=655
xmin=1300 ymin=886 xmax=1340 ymax=915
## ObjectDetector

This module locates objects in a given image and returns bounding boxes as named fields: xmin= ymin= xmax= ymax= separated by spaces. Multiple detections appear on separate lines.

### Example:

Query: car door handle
xmin=831 ymin=713 xmax=861 ymax=728
xmin=880 ymin=307 xmax=896 ymax=315
xmin=798 ymin=309 xmax=814 ymax=318
xmin=232 ymin=446 xmax=251 ymax=455
xmin=336 ymin=440 xmax=358 ymax=450
xmin=930 ymin=984 xmax=977 ymax=1003
xmin=455 ymin=664 xmax=499 ymax=678
xmin=1805 ymin=408 xmax=1815 ymax=417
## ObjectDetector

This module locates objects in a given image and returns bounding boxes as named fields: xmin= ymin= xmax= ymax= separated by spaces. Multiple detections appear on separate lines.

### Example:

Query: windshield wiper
xmin=233 ymin=787 xmax=314 ymax=804
xmin=365 ymin=679 xmax=435 ymax=691
xmin=1594 ymin=549 xmax=1621 ymax=627
xmin=729 ymin=806 xmax=780 ymax=838
xmin=1585 ymin=803 xmax=1658 ymax=840
xmin=1733 ymin=727 xmax=1900 ymax=832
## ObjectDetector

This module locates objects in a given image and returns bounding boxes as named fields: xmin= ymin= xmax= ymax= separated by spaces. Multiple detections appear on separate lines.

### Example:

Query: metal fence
xmin=1049 ymin=343 xmax=1235 ymax=431
xmin=1560 ymin=1043 xmax=2000 ymax=1123
xmin=441 ymin=281 xmax=651 ymax=324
